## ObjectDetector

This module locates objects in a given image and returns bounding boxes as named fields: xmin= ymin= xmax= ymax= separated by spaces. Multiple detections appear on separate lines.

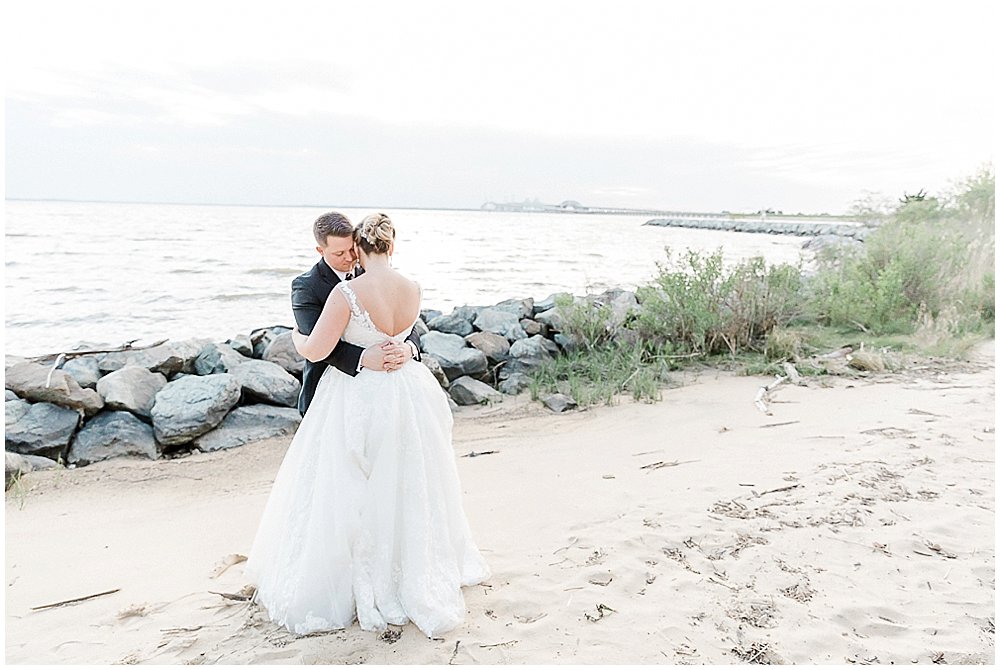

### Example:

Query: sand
xmin=5 ymin=341 xmax=995 ymax=665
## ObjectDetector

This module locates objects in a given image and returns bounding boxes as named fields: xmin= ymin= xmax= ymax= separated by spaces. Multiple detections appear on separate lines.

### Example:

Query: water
xmin=5 ymin=200 xmax=812 ymax=357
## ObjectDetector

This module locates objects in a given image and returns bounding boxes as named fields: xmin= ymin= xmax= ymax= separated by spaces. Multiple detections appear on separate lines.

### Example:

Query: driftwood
xmin=781 ymin=362 xmax=803 ymax=384
xmin=754 ymin=375 xmax=787 ymax=414
xmin=817 ymin=346 xmax=853 ymax=360
xmin=461 ymin=450 xmax=499 ymax=458
xmin=28 ymin=339 xmax=169 ymax=365
xmin=31 ymin=588 xmax=120 ymax=611
xmin=30 ymin=339 xmax=169 ymax=389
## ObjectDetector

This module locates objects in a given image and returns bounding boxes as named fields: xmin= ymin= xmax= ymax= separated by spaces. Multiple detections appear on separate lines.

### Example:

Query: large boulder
xmin=6 ymin=397 xmax=31 ymax=426
xmin=262 ymin=332 xmax=305 ymax=376
xmin=419 ymin=332 xmax=488 ymax=380
xmin=67 ymin=411 xmax=158 ymax=466
xmin=96 ymin=366 xmax=168 ymax=418
xmin=449 ymin=376 xmax=502 ymax=406
xmin=499 ymin=372 xmax=531 ymax=395
xmin=150 ymin=374 xmax=241 ymax=446
xmin=427 ymin=314 xmax=474 ymax=337
xmin=451 ymin=305 xmax=482 ymax=323
xmin=533 ymin=307 xmax=565 ymax=332
xmin=250 ymin=326 xmax=291 ymax=359
xmin=98 ymin=338 xmax=212 ymax=376
xmin=5 ymin=361 xmax=104 ymax=416
xmin=193 ymin=405 xmax=302 ymax=452
xmin=491 ymin=298 xmax=534 ymax=319
xmin=62 ymin=356 xmax=102 ymax=390
xmin=519 ymin=318 xmax=546 ymax=337
xmin=227 ymin=333 xmax=254 ymax=357
xmin=597 ymin=289 xmax=639 ymax=331
xmin=5 ymin=452 xmax=59 ymax=489
xmin=533 ymin=293 xmax=572 ymax=316
xmin=473 ymin=308 xmax=528 ymax=341
xmin=465 ymin=331 xmax=511 ymax=365
xmin=229 ymin=360 xmax=301 ymax=407
xmin=508 ymin=334 xmax=559 ymax=372
xmin=194 ymin=343 xmax=251 ymax=375
xmin=5 ymin=401 xmax=81 ymax=460
xmin=420 ymin=309 xmax=443 ymax=324
xmin=412 ymin=318 xmax=430 ymax=338
xmin=421 ymin=356 xmax=450 ymax=388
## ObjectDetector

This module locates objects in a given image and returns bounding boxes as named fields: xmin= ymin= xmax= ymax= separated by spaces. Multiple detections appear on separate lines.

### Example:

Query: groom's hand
xmin=361 ymin=342 xmax=411 ymax=372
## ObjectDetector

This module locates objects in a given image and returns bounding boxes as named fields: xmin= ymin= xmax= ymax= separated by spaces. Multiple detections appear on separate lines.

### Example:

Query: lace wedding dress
xmin=245 ymin=283 xmax=490 ymax=637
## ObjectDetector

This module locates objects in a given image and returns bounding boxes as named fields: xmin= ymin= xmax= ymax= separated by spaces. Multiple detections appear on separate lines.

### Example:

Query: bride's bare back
xmin=348 ymin=269 xmax=421 ymax=337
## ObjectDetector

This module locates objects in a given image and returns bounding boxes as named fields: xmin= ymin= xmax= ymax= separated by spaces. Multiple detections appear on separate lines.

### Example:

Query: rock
xmin=448 ymin=376 xmax=503 ymax=406
xmin=499 ymin=372 xmax=531 ymax=395
xmin=67 ymin=411 xmax=158 ymax=466
xmin=451 ymin=305 xmax=481 ymax=322
xmin=428 ymin=313 xmax=474 ymax=337
xmin=412 ymin=318 xmax=430 ymax=338
xmin=5 ymin=361 xmax=104 ymax=416
xmin=6 ymin=451 xmax=59 ymax=489
xmin=447 ymin=396 xmax=459 ymax=412
xmin=419 ymin=332 xmax=488 ymax=380
xmin=492 ymin=297 xmax=534 ymax=319
xmin=465 ymin=331 xmax=511 ymax=364
xmin=262 ymin=332 xmax=305 ymax=376
xmin=421 ymin=355 xmax=450 ymax=388
xmin=597 ymin=289 xmax=639 ymax=331
xmin=5 ymin=401 xmax=81 ymax=459
xmin=62 ymin=356 xmax=102 ymax=390
xmin=5 ymin=389 xmax=18 ymax=401
xmin=519 ymin=318 xmax=546 ymax=337
xmin=98 ymin=338 xmax=212 ymax=376
xmin=193 ymin=405 xmax=301 ymax=452
xmin=534 ymin=307 xmax=565 ymax=332
xmin=474 ymin=308 xmax=528 ymax=341
xmin=250 ymin=326 xmax=291 ymax=359
xmin=508 ymin=334 xmax=559 ymax=371
xmin=554 ymin=333 xmax=580 ymax=354
xmin=96 ymin=366 xmax=168 ymax=418
xmin=6 ymin=398 xmax=31 ymax=426
xmin=542 ymin=393 xmax=577 ymax=413
xmin=420 ymin=309 xmax=443 ymax=324
xmin=229 ymin=360 xmax=302 ymax=407
xmin=150 ymin=374 xmax=241 ymax=446
xmin=194 ymin=343 xmax=251 ymax=375
xmin=533 ymin=292 xmax=571 ymax=315
xmin=227 ymin=333 xmax=254 ymax=357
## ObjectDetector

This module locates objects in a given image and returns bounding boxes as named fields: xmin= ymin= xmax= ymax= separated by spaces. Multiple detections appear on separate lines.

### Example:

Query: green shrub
xmin=634 ymin=249 xmax=802 ymax=355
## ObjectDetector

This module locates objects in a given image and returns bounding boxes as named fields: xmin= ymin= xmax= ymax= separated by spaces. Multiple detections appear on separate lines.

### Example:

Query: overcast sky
xmin=4 ymin=0 xmax=995 ymax=213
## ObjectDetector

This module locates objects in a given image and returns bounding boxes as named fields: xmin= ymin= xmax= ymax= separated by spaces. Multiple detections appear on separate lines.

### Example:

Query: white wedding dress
xmin=245 ymin=283 xmax=490 ymax=637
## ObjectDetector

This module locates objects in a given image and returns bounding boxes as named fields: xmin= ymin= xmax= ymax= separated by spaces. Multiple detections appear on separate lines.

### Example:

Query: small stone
xmin=542 ymin=393 xmax=577 ymax=413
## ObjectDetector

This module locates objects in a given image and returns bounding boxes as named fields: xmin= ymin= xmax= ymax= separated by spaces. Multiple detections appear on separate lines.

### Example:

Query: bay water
xmin=5 ymin=200 xmax=811 ymax=357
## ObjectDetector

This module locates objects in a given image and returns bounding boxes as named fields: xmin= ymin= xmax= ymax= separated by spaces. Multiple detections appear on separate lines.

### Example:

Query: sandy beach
xmin=5 ymin=341 xmax=995 ymax=665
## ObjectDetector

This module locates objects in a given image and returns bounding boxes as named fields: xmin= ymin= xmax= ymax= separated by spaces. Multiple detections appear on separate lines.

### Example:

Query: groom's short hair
xmin=313 ymin=212 xmax=353 ymax=246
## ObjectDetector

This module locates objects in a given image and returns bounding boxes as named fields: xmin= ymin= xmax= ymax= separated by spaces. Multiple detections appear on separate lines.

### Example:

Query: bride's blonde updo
xmin=354 ymin=213 xmax=395 ymax=255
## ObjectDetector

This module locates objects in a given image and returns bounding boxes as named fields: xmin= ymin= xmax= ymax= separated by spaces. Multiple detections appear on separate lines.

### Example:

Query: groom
xmin=291 ymin=211 xmax=421 ymax=415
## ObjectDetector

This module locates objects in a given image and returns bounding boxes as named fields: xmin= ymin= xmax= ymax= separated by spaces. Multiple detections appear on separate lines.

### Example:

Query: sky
xmin=4 ymin=0 xmax=996 ymax=213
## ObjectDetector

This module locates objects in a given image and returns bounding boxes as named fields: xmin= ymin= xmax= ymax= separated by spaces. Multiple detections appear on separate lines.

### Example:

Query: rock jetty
xmin=6 ymin=288 xmax=638 ymax=478
xmin=644 ymin=216 xmax=872 ymax=240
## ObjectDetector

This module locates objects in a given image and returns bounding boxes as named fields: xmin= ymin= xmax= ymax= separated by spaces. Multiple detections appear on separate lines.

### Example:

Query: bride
xmin=244 ymin=213 xmax=490 ymax=638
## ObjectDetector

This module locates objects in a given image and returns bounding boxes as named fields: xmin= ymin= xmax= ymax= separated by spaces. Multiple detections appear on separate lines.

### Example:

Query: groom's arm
xmin=291 ymin=277 xmax=364 ymax=377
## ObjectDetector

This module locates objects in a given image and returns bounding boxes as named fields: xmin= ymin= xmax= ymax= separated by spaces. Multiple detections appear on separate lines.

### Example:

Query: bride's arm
xmin=291 ymin=288 xmax=351 ymax=362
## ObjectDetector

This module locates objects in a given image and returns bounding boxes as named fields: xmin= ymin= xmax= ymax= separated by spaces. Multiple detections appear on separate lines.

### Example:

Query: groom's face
xmin=318 ymin=234 xmax=357 ymax=273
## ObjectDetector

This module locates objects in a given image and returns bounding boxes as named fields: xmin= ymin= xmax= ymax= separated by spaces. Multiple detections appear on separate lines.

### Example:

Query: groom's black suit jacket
xmin=291 ymin=259 xmax=421 ymax=415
